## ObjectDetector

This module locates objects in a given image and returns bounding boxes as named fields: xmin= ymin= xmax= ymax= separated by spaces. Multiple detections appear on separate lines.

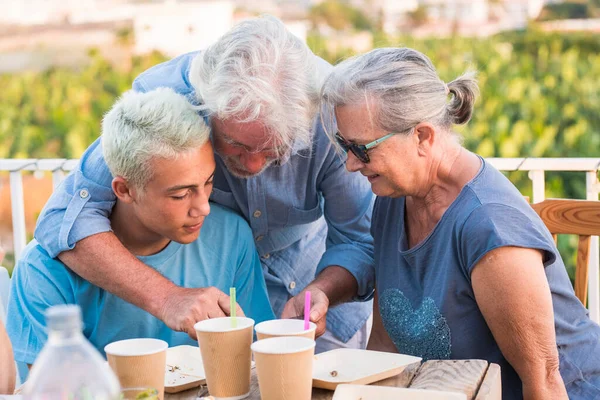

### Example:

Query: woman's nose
xmin=345 ymin=151 xmax=364 ymax=173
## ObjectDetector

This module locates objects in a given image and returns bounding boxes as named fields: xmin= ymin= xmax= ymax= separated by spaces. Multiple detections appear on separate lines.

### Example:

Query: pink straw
xmin=304 ymin=291 xmax=311 ymax=331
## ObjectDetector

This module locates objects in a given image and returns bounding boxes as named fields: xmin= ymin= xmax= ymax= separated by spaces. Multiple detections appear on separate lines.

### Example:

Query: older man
xmin=34 ymin=15 xmax=374 ymax=352
xmin=8 ymin=88 xmax=274 ymax=362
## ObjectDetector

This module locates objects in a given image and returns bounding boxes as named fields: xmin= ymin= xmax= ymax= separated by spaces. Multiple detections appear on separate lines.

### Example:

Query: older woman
xmin=320 ymin=47 xmax=600 ymax=399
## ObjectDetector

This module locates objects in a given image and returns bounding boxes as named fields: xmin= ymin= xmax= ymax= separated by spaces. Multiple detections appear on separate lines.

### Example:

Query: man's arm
xmin=313 ymin=146 xmax=375 ymax=300
xmin=59 ymin=233 xmax=233 ymax=339
xmin=472 ymin=246 xmax=568 ymax=400
xmin=281 ymin=266 xmax=353 ymax=337
xmin=282 ymin=126 xmax=375 ymax=330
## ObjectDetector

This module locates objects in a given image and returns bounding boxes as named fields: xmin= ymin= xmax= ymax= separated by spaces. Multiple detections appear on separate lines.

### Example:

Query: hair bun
xmin=447 ymin=71 xmax=479 ymax=125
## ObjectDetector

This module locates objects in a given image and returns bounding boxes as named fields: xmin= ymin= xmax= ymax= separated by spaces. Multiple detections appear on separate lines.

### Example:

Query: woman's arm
xmin=367 ymin=290 xmax=398 ymax=353
xmin=471 ymin=246 xmax=568 ymax=400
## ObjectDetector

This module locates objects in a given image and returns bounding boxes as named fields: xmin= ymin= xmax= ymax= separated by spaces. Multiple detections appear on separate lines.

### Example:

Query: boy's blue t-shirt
xmin=7 ymin=203 xmax=275 ymax=364
xmin=372 ymin=158 xmax=600 ymax=399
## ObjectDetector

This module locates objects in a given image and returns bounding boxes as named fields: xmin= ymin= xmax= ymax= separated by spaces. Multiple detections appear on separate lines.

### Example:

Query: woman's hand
xmin=471 ymin=246 xmax=568 ymax=400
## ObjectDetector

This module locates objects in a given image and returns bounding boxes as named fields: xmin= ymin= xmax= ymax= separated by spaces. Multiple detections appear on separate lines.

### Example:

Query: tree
xmin=406 ymin=5 xmax=429 ymax=27
xmin=309 ymin=0 xmax=373 ymax=31
xmin=114 ymin=25 xmax=135 ymax=72
xmin=537 ymin=0 xmax=596 ymax=21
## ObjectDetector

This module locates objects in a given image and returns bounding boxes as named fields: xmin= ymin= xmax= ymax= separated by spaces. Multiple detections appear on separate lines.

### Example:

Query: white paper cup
xmin=194 ymin=317 xmax=254 ymax=400
xmin=105 ymin=338 xmax=168 ymax=400
xmin=255 ymin=319 xmax=317 ymax=341
xmin=252 ymin=336 xmax=315 ymax=400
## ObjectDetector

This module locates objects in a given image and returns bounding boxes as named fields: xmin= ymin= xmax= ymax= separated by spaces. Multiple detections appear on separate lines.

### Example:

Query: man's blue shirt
xmin=34 ymin=51 xmax=375 ymax=342
xmin=9 ymin=203 xmax=275 ymax=364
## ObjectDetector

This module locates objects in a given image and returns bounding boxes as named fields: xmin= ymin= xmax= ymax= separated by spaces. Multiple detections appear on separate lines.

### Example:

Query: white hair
xmin=321 ymin=47 xmax=479 ymax=147
xmin=188 ymin=15 xmax=321 ymax=156
xmin=101 ymin=87 xmax=210 ymax=190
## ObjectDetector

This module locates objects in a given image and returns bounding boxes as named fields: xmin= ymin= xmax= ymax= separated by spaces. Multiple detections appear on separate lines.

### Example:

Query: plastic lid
xmin=45 ymin=304 xmax=83 ymax=332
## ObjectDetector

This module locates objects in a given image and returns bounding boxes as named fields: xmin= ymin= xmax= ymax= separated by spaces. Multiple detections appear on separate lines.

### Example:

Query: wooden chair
xmin=531 ymin=199 xmax=600 ymax=307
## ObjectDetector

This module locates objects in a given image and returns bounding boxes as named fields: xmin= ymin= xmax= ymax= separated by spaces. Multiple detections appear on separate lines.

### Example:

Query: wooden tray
xmin=332 ymin=384 xmax=467 ymax=400
xmin=164 ymin=345 xmax=206 ymax=393
xmin=312 ymin=349 xmax=421 ymax=390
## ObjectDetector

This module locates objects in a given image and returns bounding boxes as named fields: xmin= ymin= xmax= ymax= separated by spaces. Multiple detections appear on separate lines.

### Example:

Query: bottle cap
xmin=45 ymin=304 xmax=83 ymax=332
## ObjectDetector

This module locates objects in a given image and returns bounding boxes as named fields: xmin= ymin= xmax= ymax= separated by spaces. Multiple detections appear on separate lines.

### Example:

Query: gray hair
xmin=102 ymin=87 xmax=210 ymax=190
xmin=189 ymin=15 xmax=321 ymax=156
xmin=321 ymin=47 xmax=479 ymax=146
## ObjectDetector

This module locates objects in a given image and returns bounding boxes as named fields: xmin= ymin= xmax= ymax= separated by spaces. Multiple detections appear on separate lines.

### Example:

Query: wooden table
xmin=166 ymin=359 xmax=501 ymax=400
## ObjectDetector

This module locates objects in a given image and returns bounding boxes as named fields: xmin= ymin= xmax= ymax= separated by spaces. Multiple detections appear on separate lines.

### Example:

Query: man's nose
xmin=189 ymin=191 xmax=210 ymax=218
xmin=239 ymin=152 xmax=267 ymax=175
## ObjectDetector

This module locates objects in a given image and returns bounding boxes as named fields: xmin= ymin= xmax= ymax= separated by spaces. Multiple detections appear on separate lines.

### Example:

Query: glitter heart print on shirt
xmin=379 ymin=288 xmax=451 ymax=361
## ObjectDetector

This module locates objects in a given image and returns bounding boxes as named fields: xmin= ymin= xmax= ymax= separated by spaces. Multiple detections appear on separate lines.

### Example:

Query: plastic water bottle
xmin=23 ymin=305 xmax=121 ymax=400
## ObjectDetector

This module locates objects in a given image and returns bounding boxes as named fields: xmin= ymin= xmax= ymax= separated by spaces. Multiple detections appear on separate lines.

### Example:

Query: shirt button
xmin=289 ymin=281 xmax=296 ymax=290
xmin=256 ymin=235 xmax=264 ymax=242
xmin=79 ymin=189 xmax=89 ymax=199
xmin=263 ymin=253 xmax=270 ymax=259
xmin=253 ymin=210 xmax=262 ymax=218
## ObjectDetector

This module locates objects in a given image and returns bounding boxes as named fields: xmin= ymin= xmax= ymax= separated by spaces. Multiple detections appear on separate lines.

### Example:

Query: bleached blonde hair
xmin=102 ymin=87 xmax=210 ymax=189
xmin=189 ymin=15 xmax=321 ymax=156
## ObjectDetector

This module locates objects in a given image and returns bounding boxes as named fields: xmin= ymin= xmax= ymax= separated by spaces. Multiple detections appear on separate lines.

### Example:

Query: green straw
xmin=230 ymin=287 xmax=237 ymax=328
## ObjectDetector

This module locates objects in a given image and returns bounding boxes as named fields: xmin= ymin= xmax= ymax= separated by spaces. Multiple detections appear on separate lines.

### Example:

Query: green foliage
xmin=4 ymin=252 xmax=14 ymax=276
xmin=537 ymin=0 xmax=599 ymax=21
xmin=0 ymin=50 xmax=167 ymax=159
xmin=115 ymin=26 xmax=135 ymax=47
xmin=309 ymin=0 xmax=373 ymax=31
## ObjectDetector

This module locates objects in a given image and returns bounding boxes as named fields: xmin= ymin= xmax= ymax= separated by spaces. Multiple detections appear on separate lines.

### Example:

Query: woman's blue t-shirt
xmin=371 ymin=158 xmax=600 ymax=399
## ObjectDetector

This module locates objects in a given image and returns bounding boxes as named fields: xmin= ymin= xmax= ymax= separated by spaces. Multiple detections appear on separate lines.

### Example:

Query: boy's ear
xmin=112 ymin=177 xmax=135 ymax=203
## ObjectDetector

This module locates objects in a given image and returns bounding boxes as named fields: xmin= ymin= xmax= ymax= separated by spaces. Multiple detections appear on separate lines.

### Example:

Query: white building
xmin=421 ymin=0 xmax=489 ymax=24
xmin=133 ymin=1 xmax=235 ymax=56
xmin=280 ymin=19 xmax=309 ymax=42
xmin=485 ymin=0 xmax=545 ymax=30
xmin=234 ymin=0 xmax=279 ymax=15
xmin=343 ymin=0 xmax=418 ymax=34
xmin=0 ymin=0 xmax=130 ymax=26
xmin=381 ymin=0 xmax=419 ymax=34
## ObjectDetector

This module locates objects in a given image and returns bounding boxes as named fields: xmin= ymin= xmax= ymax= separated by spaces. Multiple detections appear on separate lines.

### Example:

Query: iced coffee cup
xmin=104 ymin=338 xmax=168 ymax=400
xmin=251 ymin=336 xmax=315 ymax=400
xmin=194 ymin=317 xmax=254 ymax=400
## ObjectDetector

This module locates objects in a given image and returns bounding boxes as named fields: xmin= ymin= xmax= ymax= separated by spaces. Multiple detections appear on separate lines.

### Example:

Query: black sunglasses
xmin=334 ymin=132 xmax=396 ymax=163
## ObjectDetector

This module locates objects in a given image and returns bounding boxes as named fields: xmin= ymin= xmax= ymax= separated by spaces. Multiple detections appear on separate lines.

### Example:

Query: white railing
xmin=1 ymin=159 xmax=79 ymax=259
xmin=1 ymin=157 xmax=600 ymax=322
